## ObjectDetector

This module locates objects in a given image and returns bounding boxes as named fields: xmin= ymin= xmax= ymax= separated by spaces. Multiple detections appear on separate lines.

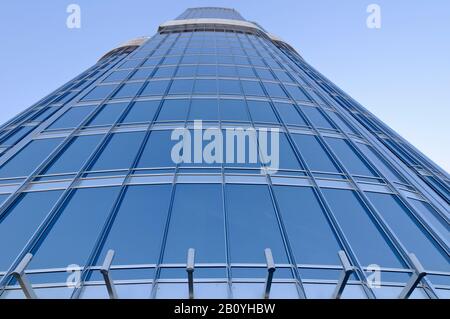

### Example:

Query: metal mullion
xmin=149 ymin=31 xmax=194 ymax=299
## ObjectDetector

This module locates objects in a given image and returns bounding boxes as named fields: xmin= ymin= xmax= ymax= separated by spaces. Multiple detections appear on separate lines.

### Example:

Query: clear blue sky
xmin=0 ymin=1 xmax=448 ymax=171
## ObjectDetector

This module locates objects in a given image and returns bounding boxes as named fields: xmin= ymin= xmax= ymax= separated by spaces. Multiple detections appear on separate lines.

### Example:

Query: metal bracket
xmin=264 ymin=248 xmax=276 ymax=299
xmin=332 ymin=250 xmax=355 ymax=299
xmin=186 ymin=248 xmax=195 ymax=299
xmin=100 ymin=249 xmax=118 ymax=299
xmin=399 ymin=253 xmax=427 ymax=299
xmin=11 ymin=253 xmax=37 ymax=299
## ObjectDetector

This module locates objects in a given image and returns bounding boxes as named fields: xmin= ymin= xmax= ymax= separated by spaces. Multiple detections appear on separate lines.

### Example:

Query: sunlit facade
xmin=0 ymin=7 xmax=448 ymax=299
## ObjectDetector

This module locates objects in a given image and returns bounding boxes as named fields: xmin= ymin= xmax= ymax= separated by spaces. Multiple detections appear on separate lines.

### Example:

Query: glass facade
xmin=0 ymin=7 xmax=448 ymax=299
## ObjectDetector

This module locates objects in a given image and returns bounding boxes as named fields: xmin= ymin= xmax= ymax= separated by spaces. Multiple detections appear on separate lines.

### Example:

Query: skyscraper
xmin=0 ymin=7 xmax=448 ymax=299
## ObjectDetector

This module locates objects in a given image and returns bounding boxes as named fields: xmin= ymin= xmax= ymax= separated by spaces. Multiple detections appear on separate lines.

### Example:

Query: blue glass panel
xmin=247 ymin=100 xmax=278 ymax=123
xmin=217 ymin=65 xmax=237 ymax=77
xmin=140 ymin=81 xmax=170 ymax=96
xmin=197 ymin=65 xmax=217 ymax=76
xmin=325 ymin=111 xmax=357 ymax=134
xmin=0 ymin=126 xmax=34 ymax=146
xmin=263 ymin=82 xmax=287 ymax=98
xmin=226 ymin=184 xmax=288 ymax=263
xmin=0 ymin=138 xmax=63 ymax=178
xmin=409 ymin=199 xmax=449 ymax=244
xmin=163 ymin=184 xmax=225 ymax=263
xmin=325 ymin=137 xmax=376 ymax=177
xmin=113 ymin=82 xmax=144 ymax=99
xmin=81 ymin=85 xmax=117 ymax=101
xmin=188 ymin=99 xmax=218 ymax=121
xmin=103 ymin=70 xmax=132 ymax=83
xmin=194 ymin=79 xmax=217 ymax=94
xmin=97 ymin=184 xmax=172 ymax=265
xmin=274 ymin=186 xmax=342 ymax=265
xmin=156 ymin=99 xmax=189 ymax=122
xmin=176 ymin=66 xmax=196 ymax=77
xmin=121 ymin=100 xmax=160 ymax=124
xmin=90 ymin=132 xmax=146 ymax=171
xmin=292 ymin=134 xmax=340 ymax=173
xmin=0 ymin=191 xmax=63 ymax=270
xmin=255 ymin=68 xmax=275 ymax=80
xmin=219 ymin=99 xmax=249 ymax=121
xmin=367 ymin=192 xmax=450 ymax=272
xmin=273 ymin=102 xmax=307 ymax=126
xmin=218 ymin=79 xmax=241 ymax=95
xmin=285 ymin=85 xmax=310 ymax=101
xmin=357 ymin=143 xmax=405 ymax=183
xmin=237 ymin=67 xmax=255 ymax=78
xmin=322 ymin=189 xmax=404 ymax=268
xmin=137 ymin=130 xmax=176 ymax=168
xmin=48 ymin=106 xmax=94 ymax=130
xmin=130 ymin=68 xmax=154 ymax=80
xmin=87 ymin=102 xmax=129 ymax=126
xmin=153 ymin=66 xmax=176 ymax=78
xmin=278 ymin=134 xmax=303 ymax=171
xmin=300 ymin=106 xmax=334 ymax=129
xmin=168 ymin=79 xmax=194 ymax=95
xmin=44 ymin=135 xmax=103 ymax=175
xmin=30 ymin=187 xmax=121 ymax=269
xmin=241 ymin=81 xmax=265 ymax=96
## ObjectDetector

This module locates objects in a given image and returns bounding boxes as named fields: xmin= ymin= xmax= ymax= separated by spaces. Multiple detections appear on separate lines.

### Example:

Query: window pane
xmin=218 ymin=79 xmax=241 ymax=95
xmin=194 ymin=79 xmax=217 ymax=94
xmin=0 ymin=138 xmax=63 ymax=178
xmin=163 ymin=184 xmax=225 ymax=263
xmin=277 ymin=134 xmax=303 ymax=171
xmin=44 ymin=135 xmax=103 ymax=175
xmin=140 ymin=81 xmax=170 ymax=96
xmin=168 ymin=79 xmax=194 ymax=95
xmin=137 ymin=130 xmax=175 ymax=168
xmin=197 ymin=65 xmax=217 ymax=76
xmin=30 ymin=187 xmax=121 ymax=269
xmin=238 ymin=68 xmax=255 ymax=78
xmin=274 ymin=102 xmax=307 ymax=126
xmin=226 ymin=184 xmax=288 ymax=263
xmin=121 ymin=100 xmax=160 ymax=124
xmin=156 ymin=99 xmax=189 ymax=122
xmin=90 ymin=132 xmax=146 ymax=171
xmin=367 ymin=192 xmax=449 ymax=272
xmin=292 ymin=134 xmax=339 ymax=173
xmin=87 ymin=103 xmax=129 ymax=126
xmin=285 ymin=85 xmax=310 ymax=101
xmin=247 ymin=100 xmax=278 ymax=123
xmin=0 ymin=126 xmax=34 ymax=146
xmin=81 ymin=85 xmax=117 ymax=101
xmin=408 ymin=199 xmax=449 ymax=244
xmin=273 ymin=186 xmax=342 ymax=265
xmin=217 ymin=65 xmax=237 ymax=77
xmin=357 ymin=143 xmax=405 ymax=183
xmin=322 ymin=189 xmax=404 ymax=268
xmin=300 ymin=106 xmax=334 ymax=129
xmin=130 ymin=68 xmax=154 ymax=80
xmin=263 ymin=82 xmax=287 ymax=98
xmin=98 ymin=184 xmax=172 ymax=265
xmin=48 ymin=106 xmax=94 ymax=130
xmin=325 ymin=137 xmax=376 ymax=177
xmin=241 ymin=80 xmax=264 ymax=96
xmin=103 ymin=70 xmax=132 ymax=83
xmin=113 ymin=83 xmax=144 ymax=99
xmin=188 ymin=99 xmax=218 ymax=121
xmin=0 ymin=191 xmax=63 ymax=271
xmin=219 ymin=99 xmax=249 ymax=121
